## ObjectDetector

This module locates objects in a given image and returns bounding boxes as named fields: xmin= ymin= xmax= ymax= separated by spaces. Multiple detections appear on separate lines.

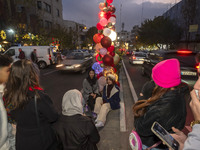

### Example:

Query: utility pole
xmin=141 ymin=0 xmax=144 ymax=24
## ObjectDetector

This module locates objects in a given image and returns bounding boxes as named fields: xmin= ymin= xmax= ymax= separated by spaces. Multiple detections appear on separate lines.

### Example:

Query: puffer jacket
xmin=134 ymin=84 xmax=188 ymax=149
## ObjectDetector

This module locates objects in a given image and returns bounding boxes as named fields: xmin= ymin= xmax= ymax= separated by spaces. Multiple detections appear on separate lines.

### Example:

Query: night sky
xmin=62 ymin=0 xmax=181 ymax=31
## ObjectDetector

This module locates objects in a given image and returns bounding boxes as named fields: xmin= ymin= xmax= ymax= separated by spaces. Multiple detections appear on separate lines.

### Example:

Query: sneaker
xmin=95 ymin=121 xmax=104 ymax=128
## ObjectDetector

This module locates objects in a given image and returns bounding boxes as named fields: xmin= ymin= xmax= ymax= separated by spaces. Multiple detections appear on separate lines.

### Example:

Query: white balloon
xmin=103 ymin=28 xmax=111 ymax=36
xmin=109 ymin=30 xmax=117 ymax=41
xmin=108 ymin=17 xmax=116 ymax=25
xmin=100 ymin=48 xmax=107 ymax=55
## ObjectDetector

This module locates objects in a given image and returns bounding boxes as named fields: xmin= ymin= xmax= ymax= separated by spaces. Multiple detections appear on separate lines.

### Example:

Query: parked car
xmin=56 ymin=52 xmax=93 ymax=73
xmin=3 ymin=46 xmax=55 ymax=69
xmin=142 ymin=49 xmax=198 ymax=87
xmin=129 ymin=52 xmax=147 ymax=64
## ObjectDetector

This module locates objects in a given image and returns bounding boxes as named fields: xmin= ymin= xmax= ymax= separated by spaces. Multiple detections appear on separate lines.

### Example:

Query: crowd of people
xmin=1 ymin=51 xmax=200 ymax=150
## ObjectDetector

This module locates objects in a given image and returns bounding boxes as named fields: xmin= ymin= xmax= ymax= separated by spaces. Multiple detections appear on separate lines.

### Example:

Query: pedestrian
xmin=133 ymin=59 xmax=189 ymax=149
xmin=4 ymin=59 xmax=59 ymax=150
xmin=56 ymin=50 xmax=62 ymax=64
xmin=0 ymin=54 xmax=14 ymax=150
xmin=94 ymin=74 xmax=120 ymax=128
xmin=54 ymin=89 xmax=100 ymax=150
xmin=82 ymin=68 xmax=99 ymax=112
xmin=31 ymin=49 xmax=38 ymax=64
xmin=18 ymin=48 xmax=25 ymax=59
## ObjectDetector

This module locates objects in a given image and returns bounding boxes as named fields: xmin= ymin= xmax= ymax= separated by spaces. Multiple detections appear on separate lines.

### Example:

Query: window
xmin=45 ymin=20 xmax=52 ymax=29
xmin=37 ymin=1 xmax=42 ymax=9
xmin=6 ymin=49 xmax=15 ymax=56
xmin=57 ymin=9 xmax=60 ymax=17
xmin=44 ymin=2 xmax=51 ymax=13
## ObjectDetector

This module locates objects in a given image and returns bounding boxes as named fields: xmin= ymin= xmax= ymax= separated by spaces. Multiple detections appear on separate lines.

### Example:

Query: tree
xmin=86 ymin=27 xmax=98 ymax=48
xmin=138 ymin=16 xmax=182 ymax=49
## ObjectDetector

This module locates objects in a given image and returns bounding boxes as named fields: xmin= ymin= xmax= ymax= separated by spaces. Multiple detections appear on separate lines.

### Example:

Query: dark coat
xmin=54 ymin=114 xmax=100 ymax=150
xmin=18 ymin=51 xmax=25 ymax=59
xmin=134 ymin=84 xmax=188 ymax=149
xmin=103 ymin=84 xmax=120 ymax=110
xmin=11 ymin=90 xmax=58 ymax=150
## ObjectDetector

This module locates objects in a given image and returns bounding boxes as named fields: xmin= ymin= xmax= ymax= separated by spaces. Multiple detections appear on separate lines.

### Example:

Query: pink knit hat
xmin=152 ymin=59 xmax=181 ymax=88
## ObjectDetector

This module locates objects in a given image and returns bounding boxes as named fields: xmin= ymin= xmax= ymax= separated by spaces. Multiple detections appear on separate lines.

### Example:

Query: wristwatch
xmin=190 ymin=120 xmax=200 ymax=127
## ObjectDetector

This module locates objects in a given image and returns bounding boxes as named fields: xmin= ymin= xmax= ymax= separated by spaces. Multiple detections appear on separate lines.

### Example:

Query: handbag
xmin=129 ymin=129 xmax=161 ymax=150
xmin=34 ymin=95 xmax=63 ymax=150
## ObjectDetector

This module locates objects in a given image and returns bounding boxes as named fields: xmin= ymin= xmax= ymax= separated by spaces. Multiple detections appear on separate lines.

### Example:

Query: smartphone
xmin=151 ymin=122 xmax=179 ymax=150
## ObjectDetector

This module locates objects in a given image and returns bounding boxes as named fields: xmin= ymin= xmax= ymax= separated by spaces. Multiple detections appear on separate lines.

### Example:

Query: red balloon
xmin=96 ymin=23 xmax=104 ymax=30
xmin=93 ymin=33 xmax=104 ymax=43
xmin=101 ymin=36 xmax=112 ymax=48
xmin=107 ymin=0 xmax=113 ymax=4
xmin=105 ymin=12 xmax=112 ymax=20
xmin=109 ymin=51 xmax=115 ymax=57
xmin=103 ymin=54 xmax=114 ymax=66
xmin=107 ymin=45 xmax=115 ymax=52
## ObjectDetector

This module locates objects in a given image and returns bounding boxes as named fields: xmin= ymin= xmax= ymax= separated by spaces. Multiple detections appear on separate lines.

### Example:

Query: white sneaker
xmin=95 ymin=121 xmax=104 ymax=128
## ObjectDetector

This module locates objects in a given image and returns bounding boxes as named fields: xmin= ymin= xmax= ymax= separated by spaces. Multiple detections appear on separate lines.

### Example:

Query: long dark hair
xmin=86 ymin=68 xmax=97 ymax=86
xmin=133 ymin=85 xmax=170 ymax=117
xmin=4 ymin=59 xmax=40 ymax=109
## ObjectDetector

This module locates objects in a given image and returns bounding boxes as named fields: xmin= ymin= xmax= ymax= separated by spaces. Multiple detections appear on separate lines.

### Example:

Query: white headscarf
xmin=62 ymin=89 xmax=83 ymax=116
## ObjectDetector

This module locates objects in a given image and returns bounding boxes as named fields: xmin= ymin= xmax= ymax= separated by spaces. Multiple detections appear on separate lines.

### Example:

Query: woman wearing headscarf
xmin=82 ymin=69 xmax=99 ymax=111
xmin=54 ymin=89 xmax=100 ymax=150
xmin=3 ymin=59 xmax=58 ymax=150
xmin=94 ymin=74 xmax=120 ymax=128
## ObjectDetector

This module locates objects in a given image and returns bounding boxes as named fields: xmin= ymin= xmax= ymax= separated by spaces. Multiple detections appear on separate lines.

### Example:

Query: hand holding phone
xmin=151 ymin=122 xmax=179 ymax=150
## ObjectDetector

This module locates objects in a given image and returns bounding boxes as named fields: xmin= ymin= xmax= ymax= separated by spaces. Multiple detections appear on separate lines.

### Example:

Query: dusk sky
xmin=62 ymin=0 xmax=181 ymax=31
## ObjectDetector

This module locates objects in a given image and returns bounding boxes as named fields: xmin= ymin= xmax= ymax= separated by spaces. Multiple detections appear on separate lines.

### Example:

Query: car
xmin=56 ymin=52 xmax=93 ymax=73
xmin=141 ymin=49 xmax=198 ymax=87
xmin=129 ymin=52 xmax=147 ymax=64
xmin=3 ymin=46 xmax=55 ymax=69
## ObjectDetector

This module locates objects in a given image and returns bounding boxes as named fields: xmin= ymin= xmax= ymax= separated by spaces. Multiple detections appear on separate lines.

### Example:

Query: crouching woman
xmin=94 ymin=74 xmax=120 ymax=128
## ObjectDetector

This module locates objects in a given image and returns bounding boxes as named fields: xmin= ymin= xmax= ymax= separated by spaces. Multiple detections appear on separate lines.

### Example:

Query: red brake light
xmin=177 ymin=49 xmax=192 ymax=54
xmin=49 ymin=54 xmax=51 ymax=60
xmin=196 ymin=65 xmax=199 ymax=69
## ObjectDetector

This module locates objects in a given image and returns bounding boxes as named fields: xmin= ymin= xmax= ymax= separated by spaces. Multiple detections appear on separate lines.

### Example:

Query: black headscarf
xmin=86 ymin=68 xmax=97 ymax=86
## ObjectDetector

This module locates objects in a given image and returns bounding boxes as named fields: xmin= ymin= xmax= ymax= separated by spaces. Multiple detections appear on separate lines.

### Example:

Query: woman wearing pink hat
xmin=133 ymin=59 xmax=189 ymax=149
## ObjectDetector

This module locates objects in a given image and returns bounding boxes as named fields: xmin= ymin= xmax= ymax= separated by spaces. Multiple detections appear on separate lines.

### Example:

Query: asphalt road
xmin=39 ymin=65 xmax=87 ymax=113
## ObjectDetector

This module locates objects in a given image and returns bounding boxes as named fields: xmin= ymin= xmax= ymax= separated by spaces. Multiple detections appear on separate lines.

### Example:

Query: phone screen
xmin=152 ymin=122 xmax=179 ymax=150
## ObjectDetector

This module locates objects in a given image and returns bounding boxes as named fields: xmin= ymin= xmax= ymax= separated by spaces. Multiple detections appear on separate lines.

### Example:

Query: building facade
xmin=63 ymin=20 xmax=86 ymax=49
xmin=163 ymin=0 xmax=200 ymax=49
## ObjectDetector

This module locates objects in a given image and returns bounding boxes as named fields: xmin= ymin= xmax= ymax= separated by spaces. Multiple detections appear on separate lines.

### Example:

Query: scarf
xmin=62 ymin=89 xmax=83 ymax=116
xmin=107 ymin=84 xmax=114 ymax=98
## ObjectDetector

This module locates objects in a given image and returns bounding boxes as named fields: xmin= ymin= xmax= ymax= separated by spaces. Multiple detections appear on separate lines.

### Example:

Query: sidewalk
xmin=97 ymin=63 xmax=135 ymax=150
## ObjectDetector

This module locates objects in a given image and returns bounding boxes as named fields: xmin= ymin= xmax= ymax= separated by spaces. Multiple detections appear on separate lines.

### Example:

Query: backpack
xmin=129 ymin=130 xmax=161 ymax=150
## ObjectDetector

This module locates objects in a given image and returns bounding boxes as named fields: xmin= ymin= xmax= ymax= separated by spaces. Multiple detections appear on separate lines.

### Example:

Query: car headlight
xmin=73 ymin=64 xmax=81 ymax=68
xmin=56 ymin=64 xmax=64 ymax=67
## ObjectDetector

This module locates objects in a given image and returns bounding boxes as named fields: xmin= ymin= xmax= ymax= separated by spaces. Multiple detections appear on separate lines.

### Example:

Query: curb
xmin=122 ymin=60 xmax=138 ymax=103
xmin=119 ymin=67 xmax=126 ymax=132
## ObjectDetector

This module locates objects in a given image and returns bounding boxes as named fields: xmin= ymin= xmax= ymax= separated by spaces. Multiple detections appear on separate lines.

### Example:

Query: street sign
xmin=189 ymin=25 xmax=198 ymax=32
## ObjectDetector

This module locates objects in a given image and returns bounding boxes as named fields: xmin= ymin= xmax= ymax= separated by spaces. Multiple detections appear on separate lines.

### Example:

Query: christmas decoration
xmin=93 ymin=0 xmax=120 ymax=80
xmin=101 ymin=36 xmax=112 ymax=48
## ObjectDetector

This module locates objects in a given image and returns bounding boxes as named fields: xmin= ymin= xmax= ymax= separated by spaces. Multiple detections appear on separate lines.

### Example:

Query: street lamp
xmin=8 ymin=29 xmax=14 ymax=34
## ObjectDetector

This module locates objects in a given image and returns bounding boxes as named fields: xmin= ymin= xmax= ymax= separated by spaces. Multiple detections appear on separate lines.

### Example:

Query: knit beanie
xmin=152 ymin=58 xmax=181 ymax=88
xmin=107 ymin=74 xmax=116 ymax=81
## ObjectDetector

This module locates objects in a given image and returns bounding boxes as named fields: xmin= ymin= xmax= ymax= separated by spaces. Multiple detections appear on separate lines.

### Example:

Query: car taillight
xmin=49 ymin=54 xmax=51 ymax=60
xmin=196 ymin=64 xmax=199 ymax=69
xmin=132 ymin=56 xmax=136 ymax=59
xmin=177 ymin=49 xmax=192 ymax=54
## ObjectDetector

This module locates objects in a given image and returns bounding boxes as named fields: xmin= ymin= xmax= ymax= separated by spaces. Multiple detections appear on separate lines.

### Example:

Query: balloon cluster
xmin=93 ymin=0 xmax=120 ymax=81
